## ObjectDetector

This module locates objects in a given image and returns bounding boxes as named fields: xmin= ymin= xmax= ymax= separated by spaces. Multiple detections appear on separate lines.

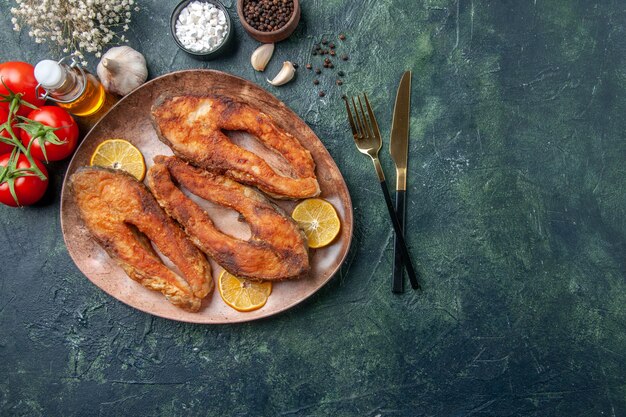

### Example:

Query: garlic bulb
xmin=251 ymin=43 xmax=274 ymax=71
xmin=267 ymin=61 xmax=296 ymax=86
xmin=97 ymin=46 xmax=148 ymax=96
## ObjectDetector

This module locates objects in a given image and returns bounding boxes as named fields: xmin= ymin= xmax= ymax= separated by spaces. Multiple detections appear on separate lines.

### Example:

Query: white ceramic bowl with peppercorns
xmin=171 ymin=0 xmax=234 ymax=60
xmin=237 ymin=0 xmax=300 ymax=43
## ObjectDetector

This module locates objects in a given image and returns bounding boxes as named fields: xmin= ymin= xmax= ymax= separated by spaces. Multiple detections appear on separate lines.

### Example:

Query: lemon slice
xmin=218 ymin=270 xmax=272 ymax=312
xmin=291 ymin=198 xmax=341 ymax=248
xmin=90 ymin=139 xmax=146 ymax=181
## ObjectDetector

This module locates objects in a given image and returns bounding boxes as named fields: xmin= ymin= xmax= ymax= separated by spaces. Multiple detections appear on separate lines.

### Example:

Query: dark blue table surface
xmin=1 ymin=1 xmax=625 ymax=416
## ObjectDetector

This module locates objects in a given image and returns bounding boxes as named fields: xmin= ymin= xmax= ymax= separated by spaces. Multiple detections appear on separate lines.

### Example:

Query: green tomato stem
xmin=3 ymin=95 xmax=47 ymax=181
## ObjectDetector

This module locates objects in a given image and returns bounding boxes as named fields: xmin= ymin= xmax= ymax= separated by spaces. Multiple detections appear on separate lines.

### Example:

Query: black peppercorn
xmin=315 ymin=68 xmax=321 ymax=74
xmin=292 ymin=63 xmax=299 ymax=69
xmin=339 ymin=34 xmax=346 ymax=40
xmin=244 ymin=0 xmax=295 ymax=32
xmin=313 ymin=79 xmax=319 ymax=85
xmin=319 ymin=91 xmax=325 ymax=97
xmin=336 ymin=79 xmax=343 ymax=86
xmin=306 ymin=63 xmax=312 ymax=69
xmin=322 ymin=38 xmax=328 ymax=45
xmin=338 ymin=70 xmax=345 ymax=77
xmin=329 ymin=43 xmax=335 ymax=49
xmin=341 ymin=54 xmax=349 ymax=61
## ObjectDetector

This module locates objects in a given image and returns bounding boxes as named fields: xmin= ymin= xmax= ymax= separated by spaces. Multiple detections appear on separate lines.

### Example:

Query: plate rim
xmin=60 ymin=69 xmax=354 ymax=324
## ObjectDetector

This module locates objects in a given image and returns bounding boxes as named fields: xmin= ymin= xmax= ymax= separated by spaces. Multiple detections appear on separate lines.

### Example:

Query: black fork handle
xmin=392 ymin=190 xmax=406 ymax=293
xmin=379 ymin=179 xmax=420 ymax=289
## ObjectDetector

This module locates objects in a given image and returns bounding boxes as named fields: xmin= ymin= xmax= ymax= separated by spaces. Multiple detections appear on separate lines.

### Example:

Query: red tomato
xmin=0 ymin=62 xmax=45 ymax=117
xmin=0 ymin=153 xmax=48 ymax=207
xmin=20 ymin=106 xmax=79 ymax=162
xmin=0 ymin=107 xmax=16 ymax=154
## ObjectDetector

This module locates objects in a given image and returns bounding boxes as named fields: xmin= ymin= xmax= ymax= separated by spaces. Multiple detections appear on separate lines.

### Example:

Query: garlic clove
xmin=251 ymin=43 xmax=274 ymax=72
xmin=267 ymin=61 xmax=296 ymax=86
xmin=97 ymin=46 xmax=148 ymax=96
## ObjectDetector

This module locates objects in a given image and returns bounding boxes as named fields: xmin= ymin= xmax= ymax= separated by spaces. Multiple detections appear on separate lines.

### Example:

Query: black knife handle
xmin=392 ymin=190 xmax=406 ymax=293
xmin=379 ymin=180 xmax=420 ymax=289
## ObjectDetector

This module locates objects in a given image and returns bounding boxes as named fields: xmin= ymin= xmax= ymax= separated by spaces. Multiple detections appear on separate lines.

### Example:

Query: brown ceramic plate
xmin=60 ymin=70 xmax=353 ymax=324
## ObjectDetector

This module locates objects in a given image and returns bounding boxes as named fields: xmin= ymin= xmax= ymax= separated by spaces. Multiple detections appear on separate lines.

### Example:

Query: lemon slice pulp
xmin=291 ymin=198 xmax=341 ymax=248
xmin=90 ymin=139 xmax=146 ymax=181
xmin=218 ymin=270 xmax=272 ymax=312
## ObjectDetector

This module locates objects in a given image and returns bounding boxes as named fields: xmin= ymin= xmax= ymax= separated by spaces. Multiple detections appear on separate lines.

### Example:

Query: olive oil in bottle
xmin=34 ymin=58 xmax=107 ymax=117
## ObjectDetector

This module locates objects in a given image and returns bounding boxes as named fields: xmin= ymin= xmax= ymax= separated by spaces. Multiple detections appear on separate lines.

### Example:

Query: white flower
xmin=10 ymin=0 xmax=138 ymax=58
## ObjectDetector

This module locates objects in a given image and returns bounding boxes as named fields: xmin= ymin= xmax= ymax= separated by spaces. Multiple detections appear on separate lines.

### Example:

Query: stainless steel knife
xmin=389 ymin=71 xmax=417 ymax=292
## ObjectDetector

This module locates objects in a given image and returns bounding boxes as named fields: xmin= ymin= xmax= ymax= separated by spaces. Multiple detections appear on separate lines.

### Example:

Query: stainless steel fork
xmin=344 ymin=94 xmax=420 ymax=289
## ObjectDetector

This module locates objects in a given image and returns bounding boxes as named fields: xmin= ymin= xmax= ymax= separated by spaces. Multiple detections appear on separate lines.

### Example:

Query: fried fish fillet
xmin=151 ymin=94 xmax=321 ymax=200
xmin=147 ymin=156 xmax=310 ymax=281
xmin=70 ymin=167 xmax=213 ymax=312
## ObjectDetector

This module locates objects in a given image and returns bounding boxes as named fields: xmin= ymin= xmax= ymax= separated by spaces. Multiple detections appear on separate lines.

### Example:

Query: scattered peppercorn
xmin=306 ymin=33 xmax=350 ymax=93
xmin=341 ymin=94 xmax=347 ymax=99
xmin=292 ymin=63 xmax=299 ymax=69
xmin=242 ymin=0 xmax=295 ymax=32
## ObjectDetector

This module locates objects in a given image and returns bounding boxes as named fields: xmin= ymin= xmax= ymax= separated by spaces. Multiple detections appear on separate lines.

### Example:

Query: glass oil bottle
xmin=34 ymin=56 xmax=108 ymax=117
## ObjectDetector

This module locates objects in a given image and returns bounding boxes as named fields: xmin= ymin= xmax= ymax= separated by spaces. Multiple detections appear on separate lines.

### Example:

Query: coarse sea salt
xmin=175 ymin=1 xmax=228 ymax=53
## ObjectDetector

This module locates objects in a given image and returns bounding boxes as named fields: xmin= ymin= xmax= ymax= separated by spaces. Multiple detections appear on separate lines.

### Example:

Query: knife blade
xmin=389 ymin=71 xmax=417 ymax=292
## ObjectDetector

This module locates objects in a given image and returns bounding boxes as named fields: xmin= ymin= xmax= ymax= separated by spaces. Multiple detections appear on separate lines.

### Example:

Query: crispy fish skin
xmin=151 ymin=94 xmax=321 ymax=200
xmin=147 ymin=156 xmax=310 ymax=281
xmin=70 ymin=167 xmax=213 ymax=312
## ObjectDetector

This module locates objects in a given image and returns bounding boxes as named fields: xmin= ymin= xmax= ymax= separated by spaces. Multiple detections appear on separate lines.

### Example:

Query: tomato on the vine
xmin=20 ymin=106 xmax=79 ymax=162
xmin=0 ymin=153 xmax=48 ymax=207
xmin=0 ymin=62 xmax=45 ymax=117
xmin=0 ymin=107 xmax=17 ymax=154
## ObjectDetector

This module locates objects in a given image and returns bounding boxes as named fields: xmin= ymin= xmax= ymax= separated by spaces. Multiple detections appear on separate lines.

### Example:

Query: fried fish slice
xmin=147 ymin=156 xmax=310 ymax=281
xmin=151 ymin=94 xmax=321 ymax=200
xmin=70 ymin=167 xmax=213 ymax=312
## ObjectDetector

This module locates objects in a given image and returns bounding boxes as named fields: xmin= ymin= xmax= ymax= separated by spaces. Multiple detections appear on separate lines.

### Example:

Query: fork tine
xmin=357 ymin=95 xmax=375 ymax=141
xmin=363 ymin=93 xmax=382 ymax=143
xmin=343 ymin=96 xmax=359 ymax=139
xmin=351 ymin=96 xmax=366 ymax=140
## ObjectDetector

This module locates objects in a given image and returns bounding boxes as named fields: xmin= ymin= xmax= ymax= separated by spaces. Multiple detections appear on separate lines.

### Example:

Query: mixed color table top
xmin=1 ymin=1 xmax=625 ymax=415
